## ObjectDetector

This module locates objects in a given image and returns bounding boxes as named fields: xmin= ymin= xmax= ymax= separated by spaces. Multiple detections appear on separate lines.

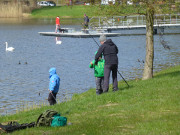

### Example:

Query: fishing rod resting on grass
xmin=90 ymin=33 xmax=130 ymax=88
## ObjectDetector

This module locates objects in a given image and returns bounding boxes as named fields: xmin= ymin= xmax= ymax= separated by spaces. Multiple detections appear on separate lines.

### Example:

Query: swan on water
xmin=5 ymin=42 xmax=15 ymax=52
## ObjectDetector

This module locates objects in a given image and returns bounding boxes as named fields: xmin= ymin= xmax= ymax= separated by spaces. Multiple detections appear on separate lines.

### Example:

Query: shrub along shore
xmin=0 ymin=65 xmax=180 ymax=135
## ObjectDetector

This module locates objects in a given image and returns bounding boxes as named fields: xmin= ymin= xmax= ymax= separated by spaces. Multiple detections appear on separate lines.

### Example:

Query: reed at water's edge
xmin=0 ymin=3 xmax=22 ymax=18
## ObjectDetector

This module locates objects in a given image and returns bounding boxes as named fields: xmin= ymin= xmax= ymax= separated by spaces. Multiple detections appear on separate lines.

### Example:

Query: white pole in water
xmin=99 ymin=17 xmax=100 ymax=28
xmin=170 ymin=14 xmax=171 ymax=24
xmin=137 ymin=16 xmax=138 ymax=25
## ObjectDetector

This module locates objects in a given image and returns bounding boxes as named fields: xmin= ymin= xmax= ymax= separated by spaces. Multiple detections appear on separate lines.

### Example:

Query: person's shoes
xmin=103 ymin=90 xmax=108 ymax=93
xmin=99 ymin=90 xmax=103 ymax=94
xmin=96 ymin=90 xmax=103 ymax=95
xmin=113 ymin=89 xmax=119 ymax=92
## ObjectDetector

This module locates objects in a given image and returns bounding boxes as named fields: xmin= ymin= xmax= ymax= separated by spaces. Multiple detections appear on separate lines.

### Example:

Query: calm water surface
xmin=0 ymin=18 xmax=180 ymax=115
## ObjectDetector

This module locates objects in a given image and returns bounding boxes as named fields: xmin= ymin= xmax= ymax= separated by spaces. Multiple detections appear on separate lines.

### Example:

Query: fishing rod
xmin=49 ymin=91 xmax=57 ymax=103
xmin=79 ymin=19 xmax=129 ymax=87
xmin=89 ymin=33 xmax=130 ymax=88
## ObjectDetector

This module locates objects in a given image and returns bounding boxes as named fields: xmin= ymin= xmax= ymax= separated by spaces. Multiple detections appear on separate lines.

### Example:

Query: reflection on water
xmin=56 ymin=37 xmax=62 ymax=44
xmin=0 ymin=18 xmax=180 ymax=115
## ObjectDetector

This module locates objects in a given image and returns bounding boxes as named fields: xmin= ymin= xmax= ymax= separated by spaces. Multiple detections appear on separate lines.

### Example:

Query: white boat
xmin=39 ymin=28 xmax=122 ymax=38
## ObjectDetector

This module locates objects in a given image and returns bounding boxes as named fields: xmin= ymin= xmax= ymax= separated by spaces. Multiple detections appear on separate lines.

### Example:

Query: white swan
xmin=5 ymin=42 xmax=15 ymax=52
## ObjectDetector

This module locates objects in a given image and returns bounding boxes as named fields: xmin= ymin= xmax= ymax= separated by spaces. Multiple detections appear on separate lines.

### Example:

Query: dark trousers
xmin=95 ymin=77 xmax=104 ymax=94
xmin=104 ymin=64 xmax=118 ymax=92
xmin=84 ymin=23 xmax=88 ymax=29
xmin=48 ymin=92 xmax=57 ymax=105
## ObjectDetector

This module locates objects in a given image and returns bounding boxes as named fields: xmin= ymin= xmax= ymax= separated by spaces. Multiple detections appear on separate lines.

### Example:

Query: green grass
xmin=0 ymin=65 xmax=180 ymax=135
xmin=31 ymin=5 xmax=94 ymax=18
xmin=31 ymin=5 xmax=144 ymax=18
xmin=31 ymin=4 xmax=179 ymax=19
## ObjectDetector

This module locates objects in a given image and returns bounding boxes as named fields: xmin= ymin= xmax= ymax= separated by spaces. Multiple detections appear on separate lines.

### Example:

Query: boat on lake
xmin=38 ymin=28 xmax=122 ymax=38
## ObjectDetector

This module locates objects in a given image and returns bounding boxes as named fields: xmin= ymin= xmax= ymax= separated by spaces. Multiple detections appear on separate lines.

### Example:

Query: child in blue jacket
xmin=48 ymin=67 xmax=60 ymax=105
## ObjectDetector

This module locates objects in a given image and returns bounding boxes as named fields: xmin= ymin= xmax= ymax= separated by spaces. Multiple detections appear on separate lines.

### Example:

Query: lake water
xmin=0 ymin=18 xmax=180 ymax=115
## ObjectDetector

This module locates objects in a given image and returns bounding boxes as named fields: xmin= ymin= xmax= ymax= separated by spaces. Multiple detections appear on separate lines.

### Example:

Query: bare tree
xmin=134 ymin=0 xmax=172 ymax=80
xmin=142 ymin=2 xmax=154 ymax=80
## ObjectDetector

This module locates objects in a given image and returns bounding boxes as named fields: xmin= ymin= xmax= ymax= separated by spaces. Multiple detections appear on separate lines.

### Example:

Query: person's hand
xmin=49 ymin=90 xmax=52 ymax=93
xmin=90 ymin=62 xmax=93 ymax=65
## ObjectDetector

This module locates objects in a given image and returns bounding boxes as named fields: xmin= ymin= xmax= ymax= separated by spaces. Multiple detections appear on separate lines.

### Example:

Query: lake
xmin=0 ymin=18 xmax=180 ymax=115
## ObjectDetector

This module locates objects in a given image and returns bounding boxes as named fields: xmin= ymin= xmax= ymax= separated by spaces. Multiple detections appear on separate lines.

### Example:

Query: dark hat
xmin=99 ymin=34 xmax=106 ymax=42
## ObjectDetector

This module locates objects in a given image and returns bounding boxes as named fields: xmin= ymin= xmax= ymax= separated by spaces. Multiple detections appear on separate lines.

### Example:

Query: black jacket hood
xmin=95 ymin=38 xmax=119 ymax=65
xmin=104 ymin=39 xmax=115 ymax=46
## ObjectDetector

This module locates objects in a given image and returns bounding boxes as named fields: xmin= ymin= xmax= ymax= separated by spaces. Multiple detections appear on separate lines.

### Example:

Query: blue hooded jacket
xmin=49 ymin=68 xmax=60 ymax=93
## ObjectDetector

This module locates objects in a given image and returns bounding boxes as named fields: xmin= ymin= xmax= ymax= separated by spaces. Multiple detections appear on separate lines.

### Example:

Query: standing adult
xmin=48 ymin=67 xmax=60 ymax=105
xmin=95 ymin=35 xmax=119 ymax=92
xmin=83 ymin=14 xmax=89 ymax=29
xmin=55 ymin=16 xmax=60 ymax=33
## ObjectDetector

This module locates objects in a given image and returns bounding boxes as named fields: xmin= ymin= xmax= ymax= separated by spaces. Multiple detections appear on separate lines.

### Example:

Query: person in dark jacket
xmin=48 ymin=67 xmax=60 ymax=105
xmin=95 ymin=35 xmax=119 ymax=92
xmin=83 ymin=14 xmax=89 ymax=29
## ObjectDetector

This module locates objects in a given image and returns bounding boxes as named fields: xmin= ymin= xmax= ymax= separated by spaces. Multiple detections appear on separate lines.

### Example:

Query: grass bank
xmin=0 ymin=66 xmax=180 ymax=135
xmin=31 ymin=4 xmax=179 ymax=18
xmin=31 ymin=6 xmax=94 ymax=18
xmin=31 ymin=5 xmax=146 ymax=18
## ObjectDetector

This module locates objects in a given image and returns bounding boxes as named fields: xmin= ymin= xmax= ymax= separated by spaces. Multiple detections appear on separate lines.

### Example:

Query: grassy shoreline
xmin=30 ymin=4 xmax=180 ymax=19
xmin=30 ymin=5 xmax=145 ymax=18
xmin=0 ymin=65 xmax=180 ymax=134
xmin=1 ymin=4 xmax=179 ymax=19
xmin=31 ymin=6 xmax=94 ymax=18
